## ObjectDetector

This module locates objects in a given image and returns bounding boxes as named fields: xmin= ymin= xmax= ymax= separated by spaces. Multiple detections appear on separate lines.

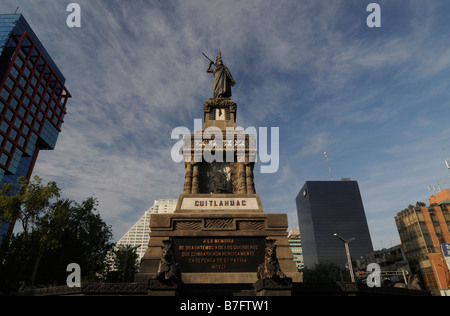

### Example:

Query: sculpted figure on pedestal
xmin=205 ymin=51 xmax=235 ymax=98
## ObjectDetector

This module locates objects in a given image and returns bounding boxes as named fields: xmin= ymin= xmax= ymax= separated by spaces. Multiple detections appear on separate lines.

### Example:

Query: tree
xmin=0 ymin=177 xmax=113 ymax=294
xmin=0 ymin=175 xmax=60 ymax=235
xmin=101 ymin=245 xmax=140 ymax=283
xmin=35 ymin=197 xmax=114 ymax=284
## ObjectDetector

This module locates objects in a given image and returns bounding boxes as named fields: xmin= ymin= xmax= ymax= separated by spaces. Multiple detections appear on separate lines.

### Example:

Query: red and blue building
xmin=0 ymin=14 xmax=71 ymax=245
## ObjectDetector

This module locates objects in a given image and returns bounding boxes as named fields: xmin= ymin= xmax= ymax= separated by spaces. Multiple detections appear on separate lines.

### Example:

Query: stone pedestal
xmin=255 ymin=277 xmax=293 ymax=296
xmin=136 ymin=193 xmax=302 ymax=292
xmin=147 ymin=277 xmax=180 ymax=296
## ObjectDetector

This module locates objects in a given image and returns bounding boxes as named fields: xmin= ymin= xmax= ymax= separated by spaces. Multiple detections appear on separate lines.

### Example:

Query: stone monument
xmin=135 ymin=52 xmax=302 ymax=296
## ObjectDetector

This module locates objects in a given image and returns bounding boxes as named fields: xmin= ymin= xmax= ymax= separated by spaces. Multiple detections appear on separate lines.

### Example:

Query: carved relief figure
xmin=208 ymin=162 xmax=231 ymax=193
xmin=156 ymin=239 xmax=181 ymax=281
xmin=257 ymin=239 xmax=287 ymax=279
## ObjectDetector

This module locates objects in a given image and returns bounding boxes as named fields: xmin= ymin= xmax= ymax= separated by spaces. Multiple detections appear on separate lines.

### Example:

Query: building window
xmin=23 ymin=67 xmax=31 ymax=78
xmin=5 ymin=109 xmax=14 ymax=121
xmin=19 ymin=106 xmax=26 ymax=118
xmin=9 ymin=98 xmax=18 ymax=109
xmin=34 ymin=94 xmax=41 ymax=104
xmin=10 ymin=66 xmax=19 ymax=79
xmin=9 ymin=129 xmax=18 ymax=141
xmin=14 ymin=57 xmax=23 ymax=69
xmin=22 ymin=125 xmax=29 ymax=136
xmin=33 ymin=121 xmax=40 ymax=131
xmin=0 ymin=88 xmax=10 ymax=101
xmin=14 ymin=117 xmax=22 ymax=129
xmin=31 ymin=76 xmax=38 ymax=87
xmin=18 ymin=136 xmax=26 ymax=147
xmin=19 ymin=77 xmax=27 ymax=88
xmin=0 ymin=153 xmax=8 ymax=165
xmin=27 ymin=86 xmax=34 ymax=97
xmin=23 ymin=96 xmax=30 ymax=107
xmin=14 ymin=87 xmax=23 ymax=99
xmin=0 ymin=121 xmax=9 ymax=133
xmin=5 ymin=77 xmax=15 ymax=90
xmin=4 ymin=141 xmax=13 ymax=153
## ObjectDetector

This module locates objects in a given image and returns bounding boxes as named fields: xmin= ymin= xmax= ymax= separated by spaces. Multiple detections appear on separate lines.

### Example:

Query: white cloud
xmin=1 ymin=0 xmax=449 ymax=247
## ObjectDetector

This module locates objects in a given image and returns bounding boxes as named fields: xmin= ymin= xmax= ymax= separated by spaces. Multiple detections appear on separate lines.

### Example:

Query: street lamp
xmin=334 ymin=233 xmax=355 ymax=282
xmin=118 ymin=245 xmax=141 ymax=283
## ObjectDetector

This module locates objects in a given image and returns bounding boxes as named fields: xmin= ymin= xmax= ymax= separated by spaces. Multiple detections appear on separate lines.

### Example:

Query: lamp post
xmin=334 ymin=233 xmax=355 ymax=282
xmin=118 ymin=245 xmax=141 ymax=283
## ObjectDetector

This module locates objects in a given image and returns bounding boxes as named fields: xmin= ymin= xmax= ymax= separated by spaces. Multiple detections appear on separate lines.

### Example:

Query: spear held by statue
xmin=202 ymin=52 xmax=216 ymax=66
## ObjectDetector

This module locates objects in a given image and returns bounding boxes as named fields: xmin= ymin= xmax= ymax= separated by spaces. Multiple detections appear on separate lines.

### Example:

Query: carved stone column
xmin=245 ymin=164 xmax=255 ymax=194
xmin=183 ymin=162 xmax=193 ymax=194
xmin=191 ymin=163 xmax=199 ymax=194
xmin=237 ymin=162 xmax=246 ymax=194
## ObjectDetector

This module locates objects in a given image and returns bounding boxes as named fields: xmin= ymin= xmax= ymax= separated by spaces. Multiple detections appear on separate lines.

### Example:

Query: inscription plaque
xmin=173 ymin=237 xmax=265 ymax=273
xmin=180 ymin=197 xmax=259 ymax=210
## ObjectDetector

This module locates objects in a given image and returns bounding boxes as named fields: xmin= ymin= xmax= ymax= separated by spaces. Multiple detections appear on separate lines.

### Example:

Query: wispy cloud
xmin=1 ymin=0 xmax=449 ymax=246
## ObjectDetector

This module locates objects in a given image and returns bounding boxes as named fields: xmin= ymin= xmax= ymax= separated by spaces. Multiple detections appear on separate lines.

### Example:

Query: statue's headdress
xmin=216 ymin=51 xmax=222 ymax=63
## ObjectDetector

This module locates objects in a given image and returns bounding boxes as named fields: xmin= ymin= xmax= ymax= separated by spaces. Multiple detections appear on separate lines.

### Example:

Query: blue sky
xmin=1 ymin=0 xmax=449 ymax=250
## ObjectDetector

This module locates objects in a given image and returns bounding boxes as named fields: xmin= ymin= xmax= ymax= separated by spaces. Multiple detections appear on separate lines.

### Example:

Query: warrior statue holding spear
xmin=204 ymin=51 xmax=235 ymax=99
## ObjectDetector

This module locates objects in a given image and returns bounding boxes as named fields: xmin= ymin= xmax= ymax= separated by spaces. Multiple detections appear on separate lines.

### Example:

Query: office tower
xmin=295 ymin=180 xmax=374 ymax=269
xmin=0 ymin=14 xmax=71 ymax=244
xmin=395 ymin=202 xmax=450 ymax=296
xmin=429 ymin=188 xmax=450 ymax=206
xmin=116 ymin=199 xmax=177 ymax=262
xmin=287 ymin=228 xmax=303 ymax=271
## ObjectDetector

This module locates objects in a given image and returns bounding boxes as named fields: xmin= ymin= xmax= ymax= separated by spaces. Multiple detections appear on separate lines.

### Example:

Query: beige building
xmin=116 ymin=199 xmax=177 ymax=262
xmin=288 ymin=228 xmax=303 ymax=272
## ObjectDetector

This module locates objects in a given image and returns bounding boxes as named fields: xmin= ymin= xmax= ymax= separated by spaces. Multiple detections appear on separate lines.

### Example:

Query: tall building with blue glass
xmin=0 ymin=14 xmax=71 ymax=245
xmin=296 ymin=180 xmax=373 ymax=269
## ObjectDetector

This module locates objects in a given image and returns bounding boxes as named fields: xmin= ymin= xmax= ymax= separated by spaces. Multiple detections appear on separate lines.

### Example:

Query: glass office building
xmin=296 ymin=180 xmax=373 ymax=269
xmin=0 ymin=14 xmax=71 ymax=244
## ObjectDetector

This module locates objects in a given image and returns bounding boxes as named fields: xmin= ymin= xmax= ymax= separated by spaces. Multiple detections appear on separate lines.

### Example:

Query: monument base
xmin=147 ymin=276 xmax=181 ymax=296
xmin=29 ymin=282 xmax=432 ymax=297
xmin=135 ymin=194 xmax=302 ymax=292
xmin=255 ymin=277 xmax=293 ymax=296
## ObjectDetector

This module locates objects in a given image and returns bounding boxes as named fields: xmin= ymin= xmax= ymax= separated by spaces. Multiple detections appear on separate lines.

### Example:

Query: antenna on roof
xmin=324 ymin=151 xmax=333 ymax=180
xmin=14 ymin=7 xmax=19 ymax=14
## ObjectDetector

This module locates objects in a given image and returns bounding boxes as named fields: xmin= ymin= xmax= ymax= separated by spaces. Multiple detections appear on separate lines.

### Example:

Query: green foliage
xmin=101 ymin=245 xmax=140 ymax=283
xmin=0 ymin=175 xmax=60 ymax=234
xmin=0 ymin=176 xmax=113 ymax=294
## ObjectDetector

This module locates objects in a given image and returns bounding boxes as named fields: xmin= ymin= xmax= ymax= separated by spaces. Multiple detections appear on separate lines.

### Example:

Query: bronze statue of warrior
xmin=206 ymin=51 xmax=235 ymax=98
xmin=257 ymin=239 xmax=287 ymax=279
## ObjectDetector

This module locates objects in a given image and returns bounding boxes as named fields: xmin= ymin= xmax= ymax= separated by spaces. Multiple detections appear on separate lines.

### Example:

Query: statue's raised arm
xmin=205 ymin=51 xmax=235 ymax=98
